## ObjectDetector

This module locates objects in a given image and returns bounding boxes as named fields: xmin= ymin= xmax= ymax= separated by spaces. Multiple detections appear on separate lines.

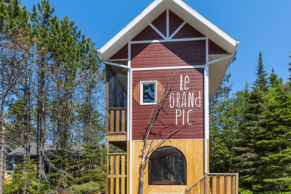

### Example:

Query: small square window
xmin=140 ymin=81 xmax=157 ymax=105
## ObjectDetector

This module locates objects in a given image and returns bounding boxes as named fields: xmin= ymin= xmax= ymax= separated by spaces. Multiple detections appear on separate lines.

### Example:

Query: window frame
xmin=140 ymin=81 xmax=157 ymax=106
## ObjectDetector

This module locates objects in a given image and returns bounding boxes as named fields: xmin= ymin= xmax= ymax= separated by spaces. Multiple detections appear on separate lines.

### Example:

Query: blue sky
xmin=22 ymin=0 xmax=291 ymax=94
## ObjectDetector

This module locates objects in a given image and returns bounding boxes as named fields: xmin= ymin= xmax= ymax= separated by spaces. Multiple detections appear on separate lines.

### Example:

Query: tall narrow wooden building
xmin=99 ymin=0 xmax=239 ymax=193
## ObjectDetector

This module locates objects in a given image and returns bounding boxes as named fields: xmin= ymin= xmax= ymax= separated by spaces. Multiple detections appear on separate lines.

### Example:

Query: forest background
xmin=1 ymin=0 xmax=291 ymax=194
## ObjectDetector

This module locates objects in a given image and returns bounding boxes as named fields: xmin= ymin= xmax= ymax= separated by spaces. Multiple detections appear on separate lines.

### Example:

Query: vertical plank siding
xmin=132 ymin=140 xmax=204 ymax=194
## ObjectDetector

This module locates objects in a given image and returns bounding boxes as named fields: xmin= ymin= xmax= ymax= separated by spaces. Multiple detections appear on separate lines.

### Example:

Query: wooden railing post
xmin=106 ymin=175 xmax=108 ymax=194
xmin=236 ymin=173 xmax=239 ymax=194
xmin=204 ymin=173 xmax=208 ymax=194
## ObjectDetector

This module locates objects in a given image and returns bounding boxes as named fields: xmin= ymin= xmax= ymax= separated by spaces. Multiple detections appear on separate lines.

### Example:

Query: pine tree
xmin=0 ymin=0 xmax=31 ymax=192
xmin=258 ymin=84 xmax=291 ymax=192
xmin=288 ymin=54 xmax=291 ymax=81
xmin=253 ymin=52 xmax=268 ymax=92
xmin=268 ymin=67 xmax=282 ymax=88
xmin=31 ymin=0 xmax=56 ymax=189
xmin=232 ymin=87 xmax=267 ymax=193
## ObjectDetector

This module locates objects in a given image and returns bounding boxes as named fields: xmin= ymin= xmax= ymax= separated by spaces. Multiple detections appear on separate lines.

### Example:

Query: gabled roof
xmin=99 ymin=0 xmax=239 ymax=60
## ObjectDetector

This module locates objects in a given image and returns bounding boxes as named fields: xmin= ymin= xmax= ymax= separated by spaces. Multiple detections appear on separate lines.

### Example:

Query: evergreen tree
xmin=0 ymin=0 xmax=32 ymax=192
xmin=31 ymin=0 xmax=56 ymax=189
xmin=288 ymin=54 xmax=291 ymax=81
xmin=232 ymin=87 xmax=267 ymax=193
xmin=258 ymin=84 xmax=291 ymax=192
xmin=210 ymin=85 xmax=249 ymax=173
xmin=268 ymin=67 xmax=282 ymax=88
xmin=4 ymin=160 xmax=41 ymax=194
xmin=253 ymin=52 xmax=268 ymax=92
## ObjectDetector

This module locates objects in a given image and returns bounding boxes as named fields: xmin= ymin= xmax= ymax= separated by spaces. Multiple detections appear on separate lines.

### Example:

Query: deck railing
xmin=106 ymin=153 xmax=127 ymax=194
xmin=106 ymin=108 xmax=127 ymax=134
xmin=187 ymin=173 xmax=239 ymax=194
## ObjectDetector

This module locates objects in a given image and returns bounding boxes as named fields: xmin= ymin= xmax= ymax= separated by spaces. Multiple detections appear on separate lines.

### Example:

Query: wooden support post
xmin=116 ymin=155 xmax=120 ymax=194
xmin=116 ymin=110 xmax=120 ymax=132
xmin=212 ymin=176 xmax=217 ymax=194
xmin=110 ymin=111 xmax=114 ymax=132
xmin=231 ymin=175 xmax=235 ymax=194
xmin=121 ymin=155 xmax=125 ymax=194
xmin=106 ymin=175 xmax=108 ymax=194
xmin=204 ymin=173 xmax=208 ymax=194
xmin=122 ymin=110 xmax=125 ymax=132
xmin=226 ymin=176 xmax=231 ymax=194
xmin=236 ymin=173 xmax=239 ymax=194
xmin=220 ymin=176 xmax=224 ymax=194
xmin=110 ymin=155 xmax=114 ymax=194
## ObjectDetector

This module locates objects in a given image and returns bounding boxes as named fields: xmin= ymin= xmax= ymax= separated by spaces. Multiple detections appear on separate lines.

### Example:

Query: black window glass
xmin=148 ymin=147 xmax=187 ymax=185
xmin=143 ymin=83 xmax=155 ymax=103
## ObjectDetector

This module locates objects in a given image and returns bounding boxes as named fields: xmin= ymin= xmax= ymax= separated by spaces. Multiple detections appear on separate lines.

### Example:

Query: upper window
xmin=140 ymin=81 xmax=157 ymax=105
xmin=148 ymin=146 xmax=187 ymax=185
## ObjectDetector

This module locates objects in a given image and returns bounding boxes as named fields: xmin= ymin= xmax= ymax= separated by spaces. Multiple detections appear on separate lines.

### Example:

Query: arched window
xmin=148 ymin=146 xmax=186 ymax=185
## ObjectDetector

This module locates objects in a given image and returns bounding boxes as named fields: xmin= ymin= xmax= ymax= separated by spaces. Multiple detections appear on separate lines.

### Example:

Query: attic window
xmin=140 ymin=81 xmax=157 ymax=105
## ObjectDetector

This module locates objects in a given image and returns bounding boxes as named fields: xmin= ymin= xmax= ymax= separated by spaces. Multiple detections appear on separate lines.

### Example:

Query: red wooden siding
xmin=132 ymin=68 xmax=204 ymax=140
xmin=131 ymin=40 xmax=206 ymax=68
xmin=110 ymin=44 xmax=128 ymax=59
xmin=132 ymin=26 xmax=163 ymax=41
xmin=173 ymin=23 xmax=205 ymax=39
xmin=209 ymin=40 xmax=228 ymax=55
xmin=169 ymin=10 xmax=184 ymax=36
xmin=152 ymin=11 xmax=167 ymax=37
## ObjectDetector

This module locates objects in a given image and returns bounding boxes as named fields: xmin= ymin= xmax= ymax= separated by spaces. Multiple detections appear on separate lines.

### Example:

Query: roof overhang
xmin=208 ymin=54 xmax=234 ymax=96
xmin=99 ymin=0 xmax=239 ymax=60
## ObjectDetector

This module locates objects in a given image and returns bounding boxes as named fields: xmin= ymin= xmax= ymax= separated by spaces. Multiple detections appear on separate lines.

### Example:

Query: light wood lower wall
xmin=131 ymin=139 xmax=204 ymax=194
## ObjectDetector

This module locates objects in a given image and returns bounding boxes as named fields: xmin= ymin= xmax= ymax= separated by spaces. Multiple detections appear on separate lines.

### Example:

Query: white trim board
xmin=169 ymin=21 xmax=186 ymax=39
xmin=130 ymin=37 xmax=206 ymax=44
xmin=132 ymin=65 xmax=205 ymax=71
xmin=149 ymin=23 xmax=167 ymax=40
xmin=131 ymin=138 xmax=204 ymax=142
xmin=107 ymin=59 xmax=128 ymax=62
xmin=103 ymin=61 xmax=130 ymax=69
